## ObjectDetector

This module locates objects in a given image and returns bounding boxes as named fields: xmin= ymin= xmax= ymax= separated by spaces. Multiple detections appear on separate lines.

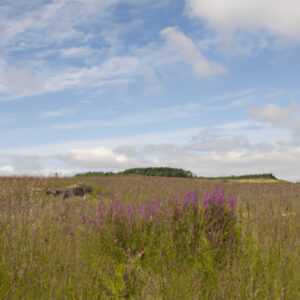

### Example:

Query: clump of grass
xmin=83 ymin=187 xmax=240 ymax=297
xmin=203 ymin=187 xmax=239 ymax=253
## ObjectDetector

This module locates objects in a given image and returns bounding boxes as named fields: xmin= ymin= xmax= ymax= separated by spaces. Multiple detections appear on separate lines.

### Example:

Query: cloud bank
xmin=186 ymin=0 xmax=300 ymax=41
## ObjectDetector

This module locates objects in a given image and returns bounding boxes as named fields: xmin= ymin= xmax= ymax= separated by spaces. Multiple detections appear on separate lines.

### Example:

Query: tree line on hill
xmin=75 ymin=168 xmax=277 ymax=180
xmin=198 ymin=173 xmax=277 ymax=180
xmin=75 ymin=167 xmax=194 ymax=178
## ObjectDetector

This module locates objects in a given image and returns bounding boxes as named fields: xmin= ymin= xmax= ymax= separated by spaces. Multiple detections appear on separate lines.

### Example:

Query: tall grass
xmin=0 ymin=176 xmax=300 ymax=299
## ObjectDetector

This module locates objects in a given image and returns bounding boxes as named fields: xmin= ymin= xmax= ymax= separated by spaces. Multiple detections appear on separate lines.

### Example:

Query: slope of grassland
xmin=229 ymin=178 xmax=281 ymax=183
xmin=0 ymin=176 xmax=300 ymax=299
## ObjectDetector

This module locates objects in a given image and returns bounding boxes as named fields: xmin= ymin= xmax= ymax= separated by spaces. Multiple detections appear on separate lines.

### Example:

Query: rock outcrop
xmin=46 ymin=185 xmax=92 ymax=198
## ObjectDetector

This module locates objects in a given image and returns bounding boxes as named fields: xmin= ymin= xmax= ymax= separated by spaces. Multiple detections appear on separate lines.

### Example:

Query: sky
xmin=0 ymin=0 xmax=300 ymax=180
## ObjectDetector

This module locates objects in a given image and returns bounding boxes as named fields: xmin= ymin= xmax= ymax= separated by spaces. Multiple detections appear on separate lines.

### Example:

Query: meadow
xmin=0 ymin=176 xmax=300 ymax=299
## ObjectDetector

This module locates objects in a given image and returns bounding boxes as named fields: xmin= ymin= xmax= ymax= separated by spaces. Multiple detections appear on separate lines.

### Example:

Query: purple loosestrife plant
xmin=204 ymin=187 xmax=226 ymax=209
xmin=203 ymin=187 xmax=238 ymax=252
xmin=183 ymin=191 xmax=198 ymax=212
xmin=126 ymin=204 xmax=135 ymax=222
xmin=149 ymin=198 xmax=160 ymax=219
xmin=138 ymin=198 xmax=160 ymax=221
xmin=110 ymin=199 xmax=122 ymax=216
xmin=171 ymin=191 xmax=202 ymax=257
xmin=139 ymin=202 xmax=147 ymax=219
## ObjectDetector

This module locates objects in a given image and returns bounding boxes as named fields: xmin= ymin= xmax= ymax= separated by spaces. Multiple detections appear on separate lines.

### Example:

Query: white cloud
xmin=0 ymin=56 xmax=141 ymax=99
xmin=185 ymin=126 xmax=250 ymax=152
xmin=52 ymin=101 xmax=233 ymax=130
xmin=0 ymin=66 xmax=41 ymax=97
xmin=0 ymin=2 xmax=228 ymax=100
xmin=186 ymin=0 xmax=300 ymax=41
xmin=0 ymin=0 xmax=120 ymax=50
xmin=39 ymin=108 xmax=78 ymax=118
xmin=0 ymin=0 xmax=144 ymax=99
xmin=1 ymin=120 xmax=300 ymax=180
xmin=0 ymin=154 xmax=43 ymax=175
xmin=59 ymin=47 xmax=94 ymax=58
xmin=0 ymin=165 xmax=14 ymax=174
xmin=161 ymin=27 xmax=226 ymax=77
xmin=248 ymin=102 xmax=300 ymax=131
xmin=161 ymin=146 xmax=300 ymax=181
xmin=58 ymin=147 xmax=131 ymax=169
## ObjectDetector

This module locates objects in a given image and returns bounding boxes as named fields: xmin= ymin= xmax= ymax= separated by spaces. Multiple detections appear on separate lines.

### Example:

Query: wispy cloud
xmin=0 ymin=1 xmax=228 ymax=100
xmin=186 ymin=0 xmax=300 ymax=42
xmin=161 ymin=27 xmax=227 ymax=77
xmin=58 ymin=47 xmax=95 ymax=58
xmin=1 ymin=116 xmax=299 ymax=180
xmin=184 ymin=0 xmax=300 ymax=58
xmin=52 ymin=101 xmax=232 ymax=130
xmin=0 ymin=0 xmax=120 ymax=50
xmin=248 ymin=102 xmax=300 ymax=132
xmin=39 ymin=108 xmax=78 ymax=118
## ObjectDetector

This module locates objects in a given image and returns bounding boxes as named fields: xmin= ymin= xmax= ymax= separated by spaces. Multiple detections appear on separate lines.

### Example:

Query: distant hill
xmin=199 ymin=173 xmax=278 ymax=181
xmin=122 ymin=167 xmax=194 ymax=178
xmin=75 ymin=171 xmax=115 ymax=178
xmin=75 ymin=167 xmax=194 ymax=178
xmin=75 ymin=169 xmax=277 ymax=181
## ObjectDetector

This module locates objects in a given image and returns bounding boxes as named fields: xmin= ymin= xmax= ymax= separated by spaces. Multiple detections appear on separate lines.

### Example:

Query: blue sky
xmin=0 ymin=0 xmax=300 ymax=180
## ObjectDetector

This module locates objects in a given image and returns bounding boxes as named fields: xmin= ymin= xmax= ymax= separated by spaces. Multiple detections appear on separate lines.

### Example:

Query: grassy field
xmin=0 ymin=176 xmax=300 ymax=299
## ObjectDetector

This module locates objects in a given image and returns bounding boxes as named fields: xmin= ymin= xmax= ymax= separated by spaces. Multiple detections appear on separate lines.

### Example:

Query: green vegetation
xmin=75 ymin=167 xmax=195 ymax=178
xmin=122 ymin=167 xmax=194 ymax=178
xmin=75 ymin=168 xmax=278 ymax=182
xmin=0 ymin=176 xmax=299 ymax=299
xmin=75 ymin=171 xmax=115 ymax=177
xmin=199 ymin=173 xmax=278 ymax=181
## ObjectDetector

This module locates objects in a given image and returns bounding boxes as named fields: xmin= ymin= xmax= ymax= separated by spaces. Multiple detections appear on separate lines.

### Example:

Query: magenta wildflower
xmin=126 ymin=204 xmax=135 ymax=221
xmin=215 ymin=187 xmax=225 ymax=207
xmin=139 ymin=202 xmax=147 ymax=219
xmin=93 ymin=202 xmax=107 ymax=224
xmin=137 ymin=198 xmax=161 ymax=220
xmin=110 ymin=199 xmax=122 ymax=215
xmin=204 ymin=192 xmax=210 ymax=209
xmin=183 ymin=191 xmax=198 ymax=213
xmin=173 ymin=196 xmax=181 ymax=210
xmin=203 ymin=187 xmax=237 ymax=214
xmin=149 ymin=198 xmax=160 ymax=217
xmin=204 ymin=187 xmax=226 ymax=209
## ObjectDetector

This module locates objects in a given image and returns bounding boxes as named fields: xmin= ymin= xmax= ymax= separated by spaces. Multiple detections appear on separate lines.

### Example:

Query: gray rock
xmin=46 ymin=186 xmax=92 ymax=198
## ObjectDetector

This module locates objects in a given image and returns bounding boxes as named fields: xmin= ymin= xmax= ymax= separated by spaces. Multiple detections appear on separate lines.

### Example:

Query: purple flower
xmin=214 ymin=187 xmax=225 ymax=207
xmin=139 ymin=202 xmax=147 ymax=219
xmin=204 ymin=192 xmax=210 ymax=209
xmin=94 ymin=202 xmax=107 ymax=223
xmin=203 ymin=187 xmax=237 ymax=213
xmin=137 ymin=198 xmax=161 ymax=220
xmin=126 ymin=204 xmax=135 ymax=221
xmin=149 ymin=198 xmax=160 ymax=217
xmin=110 ymin=199 xmax=122 ymax=215
xmin=183 ymin=191 xmax=198 ymax=211
xmin=203 ymin=187 xmax=225 ymax=209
